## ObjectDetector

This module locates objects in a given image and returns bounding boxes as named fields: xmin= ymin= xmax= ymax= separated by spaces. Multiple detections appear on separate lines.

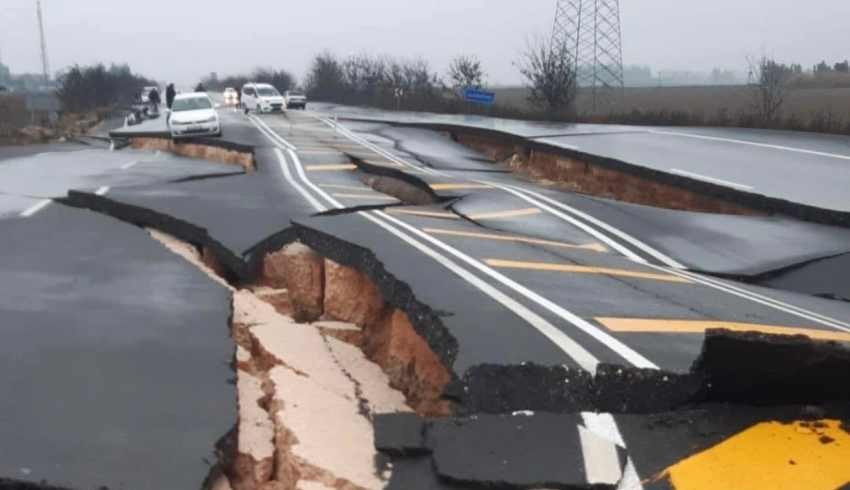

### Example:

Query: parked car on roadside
xmin=167 ymin=92 xmax=221 ymax=139
xmin=241 ymin=83 xmax=285 ymax=113
xmin=284 ymin=90 xmax=307 ymax=110
xmin=223 ymin=87 xmax=239 ymax=106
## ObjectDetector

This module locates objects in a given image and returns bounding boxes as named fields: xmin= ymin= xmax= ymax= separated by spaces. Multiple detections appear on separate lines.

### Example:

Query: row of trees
xmin=813 ymin=60 xmax=850 ymax=74
xmin=56 ymin=63 xmax=156 ymax=112
xmin=304 ymin=52 xmax=456 ymax=111
xmin=300 ymin=45 xmax=572 ymax=114
xmin=200 ymin=68 xmax=296 ymax=94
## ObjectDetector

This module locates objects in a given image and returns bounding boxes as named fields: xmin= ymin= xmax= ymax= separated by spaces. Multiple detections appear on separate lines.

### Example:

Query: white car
xmin=284 ymin=90 xmax=307 ymax=110
xmin=223 ymin=87 xmax=239 ymax=106
xmin=241 ymin=83 xmax=285 ymax=113
xmin=168 ymin=93 xmax=221 ymax=139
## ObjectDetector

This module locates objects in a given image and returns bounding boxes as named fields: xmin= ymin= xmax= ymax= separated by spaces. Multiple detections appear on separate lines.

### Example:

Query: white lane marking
xmin=581 ymin=412 xmax=626 ymax=447
xmin=275 ymin=148 xmax=326 ymax=212
xmin=19 ymin=199 xmax=52 ymax=218
xmin=281 ymin=134 xmax=606 ymax=372
xmin=120 ymin=160 xmax=139 ymax=170
xmin=95 ymin=186 xmax=110 ymax=196
xmin=324 ymin=116 xmax=850 ymax=333
xmin=503 ymin=184 xmax=850 ymax=331
xmin=617 ymin=458 xmax=645 ymax=490
xmin=373 ymin=209 xmax=657 ymax=369
xmin=649 ymin=129 xmax=850 ymax=161
xmin=682 ymin=270 xmax=850 ymax=330
xmin=656 ymin=266 xmax=850 ymax=332
xmin=578 ymin=425 xmax=623 ymax=485
xmin=314 ymin=116 xmax=661 ymax=367
xmin=503 ymin=184 xmax=687 ymax=269
xmin=250 ymin=115 xmax=297 ymax=150
xmin=669 ymin=168 xmax=754 ymax=191
xmin=481 ymin=183 xmax=650 ymax=265
xmin=534 ymin=137 xmax=580 ymax=151
xmin=318 ymin=115 xmax=439 ymax=175
xmin=363 ymin=209 xmax=601 ymax=372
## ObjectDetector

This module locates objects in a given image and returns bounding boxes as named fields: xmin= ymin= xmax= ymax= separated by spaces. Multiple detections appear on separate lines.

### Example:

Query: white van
xmin=241 ymin=83 xmax=286 ymax=113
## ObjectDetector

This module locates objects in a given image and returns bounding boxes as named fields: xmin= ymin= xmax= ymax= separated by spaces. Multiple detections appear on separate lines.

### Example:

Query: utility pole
xmin=36 ymin=0 xmax=50 ymax=85
xmin=551 ymin=0 xmax=624 ymax=111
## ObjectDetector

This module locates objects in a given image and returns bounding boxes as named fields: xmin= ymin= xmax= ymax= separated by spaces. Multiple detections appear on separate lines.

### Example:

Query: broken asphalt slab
xmin=376 ymin=412 xmax=628 ymax=490
xmin=0 ymin=203 xmax=234 ymax=489
xmin=452 ymin=330 xmax=850 ymax=414
xmin=0 ymin=147 xmax=245 ymax=202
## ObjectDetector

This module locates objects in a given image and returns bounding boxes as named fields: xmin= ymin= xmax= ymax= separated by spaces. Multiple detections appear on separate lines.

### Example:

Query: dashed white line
xmin=649 ymin=129 xmax=850 ymax=161
xmin=669 ymin=168 xmax=754 ymax=191
xmin=120 ymin=160 xmax=139 ymax=170
xmin=19 ymin=199 xmax=52 ymax=218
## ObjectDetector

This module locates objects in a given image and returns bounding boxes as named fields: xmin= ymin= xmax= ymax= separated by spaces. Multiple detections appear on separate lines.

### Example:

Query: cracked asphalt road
xmin=1 ymin=103 xmax=849 ymax=489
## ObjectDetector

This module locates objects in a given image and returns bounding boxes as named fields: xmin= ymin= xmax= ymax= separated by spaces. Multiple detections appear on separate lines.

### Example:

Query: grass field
xmin=492 ymin=85 xmax=850 ymax=126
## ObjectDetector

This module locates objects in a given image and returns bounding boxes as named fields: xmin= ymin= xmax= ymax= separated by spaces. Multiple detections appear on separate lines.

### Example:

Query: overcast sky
xmin=2 ymin=0 xmax=849 ymax=85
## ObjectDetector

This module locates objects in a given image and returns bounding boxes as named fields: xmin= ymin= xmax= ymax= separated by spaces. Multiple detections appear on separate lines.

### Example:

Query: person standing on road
xmin=148 ymin=87 xmax=161 ymax=108
xmin=166 ymin=84 xmax=176 ymax=110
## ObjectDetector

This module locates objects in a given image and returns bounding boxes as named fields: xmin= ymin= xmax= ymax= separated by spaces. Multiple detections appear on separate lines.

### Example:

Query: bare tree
xmin=516 ymin=38 xmax=577 ymax=115
xmin=447 ymin=55 xmax=485 ymax=96
xmin=748 ymin=55 xmax=791 ymax=124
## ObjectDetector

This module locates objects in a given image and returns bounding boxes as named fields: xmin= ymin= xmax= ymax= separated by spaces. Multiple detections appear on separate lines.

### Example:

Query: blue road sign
xmin=463 ymin=88 xmax=495 ymax=105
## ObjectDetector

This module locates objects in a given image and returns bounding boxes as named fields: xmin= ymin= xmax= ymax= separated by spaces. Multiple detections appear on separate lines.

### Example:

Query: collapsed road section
xmin=3 ymin=107 xmax=850 ymax=489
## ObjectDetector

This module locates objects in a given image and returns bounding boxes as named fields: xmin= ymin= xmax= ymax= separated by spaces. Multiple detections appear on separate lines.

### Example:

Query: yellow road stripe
xmin=423 ymin=228 xmax=607 ymax=253
xmin=386 ymin=209 xmax=458 ymax=219
xmin=485 ymin=259 xmax=690 ymax=283
xmin=468 ymin=208 xmax=541 ymax=221
xmin=658 ymin=420 xmax=850 ymax=490
xmin=596 ymin=317 xmax=850 ymax=341
xmin=429 ymin=183 xmax=494 ymax=191
xmin=332 ymin=193 xmax=397 ymax=200
xmin=304 ymin=164 xmax=357 ymax=172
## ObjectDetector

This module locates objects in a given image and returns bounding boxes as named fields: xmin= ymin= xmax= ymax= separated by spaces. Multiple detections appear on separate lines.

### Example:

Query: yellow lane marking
xmin=332 ymin=193 xmax=397 ymax=200
xmin=304 ymin=164 xmax=357 ymax=172
xmin=658 ymin=420 xmax=850 ymax=490
xmin=596 ymin=318 xmax=850 ymax=341
xmin=386 ymin=209 xmax=458 ymax=219
xmin=485 ymin=259 xmax=690 ymax=283
xmin=424 ymin=228 xmax=607 ymax=253
xmin=468 ymin=208 xmax=541 ymax=221
xmin=429 ymin=183 xmax=494 ymax=191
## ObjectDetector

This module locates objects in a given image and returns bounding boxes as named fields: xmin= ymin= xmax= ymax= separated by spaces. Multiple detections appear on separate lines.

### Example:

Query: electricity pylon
xmin=551 ymin=0 xmax=624 ymax=110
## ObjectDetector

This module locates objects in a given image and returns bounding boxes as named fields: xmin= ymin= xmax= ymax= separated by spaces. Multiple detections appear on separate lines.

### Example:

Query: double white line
xmin=255 ymin=115 xmax=646 ymax=487
xmin=250 ymin=115 xmax=659 ymax=373
xmin=317 ymin=115 xmax=850 ymax=333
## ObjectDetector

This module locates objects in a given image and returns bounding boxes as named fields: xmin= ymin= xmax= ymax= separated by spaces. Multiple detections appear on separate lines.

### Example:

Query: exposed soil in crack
xmin=128 ymin=137 xmax=256 ymax=173
xmin=452 ymin=130 xmax=758 ymax=216
xmin=346 ymin=154 xmax=443 ymax=206
xmin=149 ymin=226 xmax=450 ymax=490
